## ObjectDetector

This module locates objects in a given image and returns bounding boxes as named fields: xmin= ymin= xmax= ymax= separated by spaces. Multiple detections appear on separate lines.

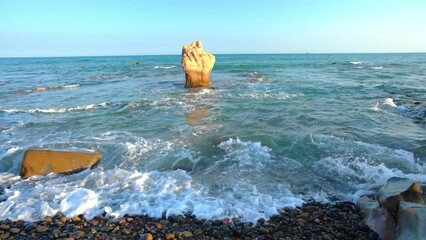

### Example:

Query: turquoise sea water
xmin=0 ymin=53 xmax=425 ymax=222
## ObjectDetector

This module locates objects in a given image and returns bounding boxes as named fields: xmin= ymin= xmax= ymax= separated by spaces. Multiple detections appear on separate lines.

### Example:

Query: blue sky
xmin=1 ymin=0 xmax=425 ymax=57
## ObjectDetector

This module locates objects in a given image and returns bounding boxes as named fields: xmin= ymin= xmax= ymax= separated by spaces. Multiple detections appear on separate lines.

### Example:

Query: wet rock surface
xmin=0 ymin=201 xmax=378 ymax=239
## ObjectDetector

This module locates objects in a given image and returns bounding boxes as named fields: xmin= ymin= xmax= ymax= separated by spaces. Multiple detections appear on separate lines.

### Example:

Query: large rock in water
xmin=20 ymin=150 xmax=101 ymax=178
xmin=181 ymin=41 xmax=215 ymax=88
xmin=378 ymin=177 xmax=425 ymax=218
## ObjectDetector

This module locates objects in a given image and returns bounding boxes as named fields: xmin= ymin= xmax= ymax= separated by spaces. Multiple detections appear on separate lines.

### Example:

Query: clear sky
xmin=1 ymin=0 xmax=425 ymax=57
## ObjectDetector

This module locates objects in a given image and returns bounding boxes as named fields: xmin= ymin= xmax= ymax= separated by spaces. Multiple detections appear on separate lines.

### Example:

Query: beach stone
xmin=0 ymin=233 xmax=10 ymax=239
xmin=181 ymin=231 xmax=193 ymax=238
xmin=193 ymin=229 xmax=203 ymax=236
xmin=20 ymin=149 xmax=102 ymax=178
xmin=181 ymin=40 xmax=215 ymax=88
xmin=139 ymin=233 xmax=153 ymax=240
xmin=165 ymin=233 xmax=175 ymax=239
xmin=72 ymin=217 xmax=81 ymax=222
xmin=69 ymin=231 xmax=85 ymax=239
xmin=36 ymin=225 xmax=49 ymax=233
xmin=397 ymin=201 xmax=426 ymax=240
xmin=122 ymin=228 xmax=131 ymax=235
xmin=378 ymin=177 xmax=425 ymax=217
xmin=0 ymin=224 xmax=10 ymax=230
xmin=53 ymin=229 xmax=61 ymax=238
xmin=9 ymin=228 xmax=20 ymax=234
xmin=357 ymin=196 xmax=396 ymax=240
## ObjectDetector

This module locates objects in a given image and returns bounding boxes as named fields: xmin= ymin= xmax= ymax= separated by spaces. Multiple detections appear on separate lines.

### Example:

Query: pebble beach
xmin=0 ymin=201 xmax=379 ymax=240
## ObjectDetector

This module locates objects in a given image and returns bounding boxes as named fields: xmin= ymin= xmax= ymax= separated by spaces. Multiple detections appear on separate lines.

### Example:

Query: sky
xmin=0 ymin=0 xmax=425 ymax=57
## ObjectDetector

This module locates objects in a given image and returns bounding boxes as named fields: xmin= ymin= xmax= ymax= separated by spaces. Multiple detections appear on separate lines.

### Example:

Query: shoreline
xmin=0 ymin=201 xmax=378 ymax=240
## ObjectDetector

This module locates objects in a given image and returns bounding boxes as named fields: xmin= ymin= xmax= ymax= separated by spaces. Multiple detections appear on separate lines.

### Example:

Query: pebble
xmin=0 ymin=233 xmax=10 ymax=239
xmin=121 ymin=228 xmax=131 ymax=235
xmin=53 ymin=229 xmax=61 ymax=238
xmin=72 ymin=217 xmax=81 ymax=222
xmin=165 ymin=233 xmax=175 ymax=239
xmin=45 ymin=217 xmax=53 ymax=223
xmin=0 ymin=224 xmax=10 ymax=230
xmin=36 ymin=225 xmax=49 ymax=233
xmin=140 ymin=233 xmax=153 ymax=240
xmin=182 ymin=231 xmax=193 ymax=238
xmin=259 ymin=227 xmax=270 ymax=234
xmin=9 ymin=228 xmax=20 ymax=234
xmin=60 ymin=217 xmax=67 ymax=223
xmin=69 ymin=231 xmax=85 ymax=239
xmin=193 ymin=229 xmax=203 ymax=235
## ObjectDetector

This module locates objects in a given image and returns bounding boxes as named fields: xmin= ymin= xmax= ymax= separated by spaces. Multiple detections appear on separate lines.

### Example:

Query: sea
xmin=0 ymin=53 xmax=425 ymax=222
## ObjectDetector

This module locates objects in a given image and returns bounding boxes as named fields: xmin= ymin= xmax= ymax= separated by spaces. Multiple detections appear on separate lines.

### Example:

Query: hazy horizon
xmin=1 ymin=0 xmax=426 ymax=58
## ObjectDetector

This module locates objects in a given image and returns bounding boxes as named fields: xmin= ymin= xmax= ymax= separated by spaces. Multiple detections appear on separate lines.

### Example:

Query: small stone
xmin=60 ymin=217 xmax=67 ymax=223
xmin=314 ymin=218 xmax=320 ymax=224
xmin=72 ymin=217 xmax=81 ymax=222
xmin=140 ymin=233 xmax=153 ymax=240
xmin=323 ymin=234 xmax=332 ymax=240
xmin=220 ymin=224 xmax=230 ymax=233
xmin=0 ymin=224 xmax=10 ymax=230
xmin=69 ymin=231 xmax=85 ymax=239
xmin=10 ymin=228 xmax=20 ymax=234
xmin=36 ymin=225 xmax=49 ymax=233
xmin=24 ymin=223 xmax=36 ymax=231
xmin=155 ymin=223 xmax=163 ymax=230
xmin=53 ymin=229 xmax=61 ymax=238
xmin=91 ymin=220 xmax=99 ymax=226
xmin=193 ymin=229 xmax=203 ymax=236
xmin=112 ymin=226 xmax=120 ymax=233
xmin=212 ymin=230 xmax=221 ymax=238
xmin=119 ymin=219 xmax=126 ymax=225
xmin=299 ymin=212 xmax=309 ymax=220
xmin=182 ymin=231 xmax=193 ymax=238
xmin=297 ymin=219 xmax=306 ymax=226
xmin=0 ymin=233 xmax=10 ymax=239
xmin=122 ymin=228 xmax=131 ymax=235
xmin=259 ymin=227 xmax=270 ymax=234
xmin=126 ymin=217 xmax=134 ymax=222
xmin=45 ymin=217 xmax=53 ymax=223
xmin=166 ymin=233 xmax=175 ymax=239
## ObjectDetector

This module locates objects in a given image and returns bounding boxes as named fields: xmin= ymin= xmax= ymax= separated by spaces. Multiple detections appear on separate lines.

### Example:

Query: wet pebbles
xmin=0 ymin=201 xmax=378 ymax=239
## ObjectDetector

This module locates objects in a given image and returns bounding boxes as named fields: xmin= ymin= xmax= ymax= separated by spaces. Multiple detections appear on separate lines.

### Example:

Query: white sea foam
xmin=311 ymin=134 xmax=426 ymax=201
xmin=0 ymin=167 xmax=304 ymax=222
xmin=350 ymin=62 xmax=363 ymax=65
xmin=61 ymin=84 xmax=80 ymax=89
xmin=237 ymin=92 xmax=303 ymax=100
xmin=153 ymin=66 xmax=176 ymax=69
xmin=2 ymin=102 xmax=108 ymax=114
xmin=383 ymin=98 xmax=397 ymax=107
xmin=0 ymin=147 xmax=20 ymax=160
xmin=370 ymin=66 xmax=383 ymax=70
xmin=217 ymin=138 xmax=271 ymax=169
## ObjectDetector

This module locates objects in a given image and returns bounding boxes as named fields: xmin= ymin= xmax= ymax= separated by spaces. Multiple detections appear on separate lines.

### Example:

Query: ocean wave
xmin=236 ymin=92 xmax=303 ymax=100
xmin=2 ymin=102 xmax=108 ymax=114
xmin=153 ymin=66 xmax=176 ymax=69
xmin=310 ymin=134 xmax=426 ymax=201
xmin=0 ymin=168 xmax=304 ymax=222
xmin=350 ymin=62 xmax=363 ymax=65
xmin=370 ymin=66 xmax=383 ymax=70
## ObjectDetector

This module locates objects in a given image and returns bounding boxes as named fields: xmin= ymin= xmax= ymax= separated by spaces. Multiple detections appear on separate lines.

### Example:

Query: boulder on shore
xmin=181 ymin=41 xmax=215 ymax=88
xmin=20 ymin=150 xmax=101 ymax=178
xmin=378 ymin=177 xmax=425 ymax=218
xmin=397 ymin=201 xmax=426 ymax=240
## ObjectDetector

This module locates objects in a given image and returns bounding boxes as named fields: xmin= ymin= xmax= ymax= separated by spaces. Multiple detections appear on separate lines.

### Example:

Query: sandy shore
xmin=0 ymin=201 xmax=378 ymax=240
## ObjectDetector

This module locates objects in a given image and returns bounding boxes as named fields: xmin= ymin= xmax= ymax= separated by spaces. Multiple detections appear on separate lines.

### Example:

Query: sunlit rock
xmin=181 ymin=41 xmax=215 ymax=88
xmin=20 ymin=150 xmax=102 ymax=178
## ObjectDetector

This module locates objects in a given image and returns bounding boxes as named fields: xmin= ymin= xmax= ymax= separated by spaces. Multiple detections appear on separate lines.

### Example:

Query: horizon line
xmin=1 ymin=51 xmax=425 ymax=59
